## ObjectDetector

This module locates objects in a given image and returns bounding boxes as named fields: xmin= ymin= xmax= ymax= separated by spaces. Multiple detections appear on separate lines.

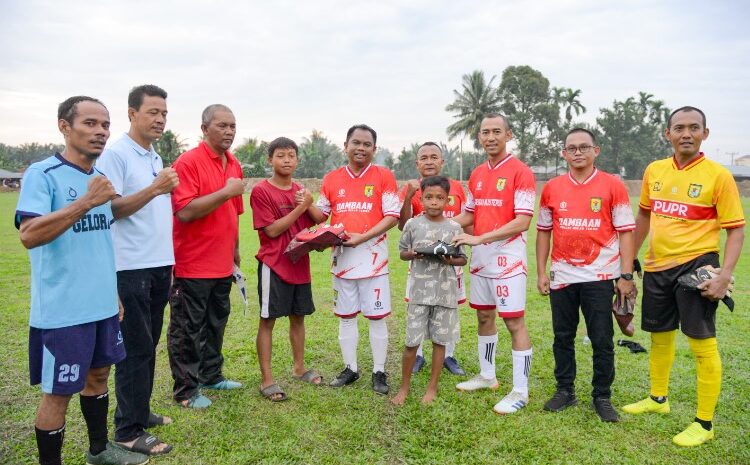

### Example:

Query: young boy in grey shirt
xmin=392 ymin=176 xmax=467 ymax=404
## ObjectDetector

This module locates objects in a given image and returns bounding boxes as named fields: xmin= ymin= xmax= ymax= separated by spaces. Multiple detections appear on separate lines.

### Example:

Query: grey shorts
xmin=405 ymin=304 xmax=460 ymax=347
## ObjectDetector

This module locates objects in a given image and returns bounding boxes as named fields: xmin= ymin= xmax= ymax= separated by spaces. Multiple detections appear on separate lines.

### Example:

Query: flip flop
xmin=293 ymin=369 xmax=323 ymax=385
xmin=147 ymin=412 xmax=173 ymax=428
xmin=116 ymin=432 xmax=173 ymax=456
xmin=260 ymin=383 xmax=288 ymax=402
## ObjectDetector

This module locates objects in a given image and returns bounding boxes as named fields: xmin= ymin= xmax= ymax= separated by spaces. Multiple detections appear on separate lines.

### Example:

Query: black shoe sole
xmin=543 ymin=398 xmax=578 ymax=412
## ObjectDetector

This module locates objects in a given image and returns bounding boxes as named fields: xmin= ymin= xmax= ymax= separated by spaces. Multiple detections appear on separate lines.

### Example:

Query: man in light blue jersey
xmin=97 ymin=85 xmax=177 ymax=457
xmin=16 ymin=96 xmax=147 ymax=465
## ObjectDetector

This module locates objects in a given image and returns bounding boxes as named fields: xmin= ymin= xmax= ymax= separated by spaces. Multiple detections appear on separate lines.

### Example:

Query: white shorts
xmin=405 ymin=267 xmax=466 ymax=305
xmin=333 ymin=274 xmax=391 ymax=319
xmin=469 ymin=273 xmax=526 ymax=318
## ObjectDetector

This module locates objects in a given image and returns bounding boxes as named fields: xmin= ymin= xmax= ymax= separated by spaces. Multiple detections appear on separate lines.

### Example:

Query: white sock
xmin=339 ymin=317 xmax=359 ymax=372
xmin=478 ymin=333 xmax=498 ymax=379
xmin=368 ymin=318 xmax=388 ymax=373
xmin=416 ymin=342 xmax=424 ymax=358
xmin=512 ymin=348 xmax=532 ymax=397
xmin=446 ymin=340 xmax=456 ymax=358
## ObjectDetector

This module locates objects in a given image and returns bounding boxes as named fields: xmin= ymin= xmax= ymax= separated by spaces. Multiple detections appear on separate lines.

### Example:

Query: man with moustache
xmin=16 ymin=96 xmax=148 ymax=465
xmin=97 ymin=85 xmax=178 ymax=455
xmin=167 ymin=104 xmax=245 ymax=408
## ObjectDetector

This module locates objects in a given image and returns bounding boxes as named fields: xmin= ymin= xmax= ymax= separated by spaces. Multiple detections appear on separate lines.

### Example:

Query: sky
xmin=1 ymin=0 xmax=749 ymax=164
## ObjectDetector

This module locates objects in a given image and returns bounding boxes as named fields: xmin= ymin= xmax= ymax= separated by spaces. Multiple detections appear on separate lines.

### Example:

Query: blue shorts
xmin=29 ymin=314 xmax=125 ymax=395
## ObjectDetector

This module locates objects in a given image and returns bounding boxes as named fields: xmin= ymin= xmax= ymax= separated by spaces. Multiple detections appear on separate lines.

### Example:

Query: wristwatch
xmin=620 ymin=273 xmax=634 ymax=281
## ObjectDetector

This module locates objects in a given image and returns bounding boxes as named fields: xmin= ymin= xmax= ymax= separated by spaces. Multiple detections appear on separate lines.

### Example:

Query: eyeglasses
xmin=563 ymin=145 xmax=596 ymax=154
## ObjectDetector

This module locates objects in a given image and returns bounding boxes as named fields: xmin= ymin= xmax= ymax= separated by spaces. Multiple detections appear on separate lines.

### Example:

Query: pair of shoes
xmin=330 ymin=367 xmax=360 ymax=387
xmin=86 ymin=442 xmax=148 ymax=465
xmin=202 ymin=379 xmax=242 ymax=390
xmin=443 ymin=356 xmax=466 ymax=376
xmin=115 ymin=433 xmax=173 ymax=456
xmin=456 ymin=374 xmax=499 ymax=392
xmin=672 ymin=422 xmax=715 ymax=447
xmin=412 ymin=355 xmax=426 ymax=373
xmin=592 ymin=397 xmax=620 ymax=422
xmin=493 ymin=390 xmax=528 ymax=415
xmin=543 ymin=390 xmax=578 ymax=412
xmin=180 ymin=393 xmax=212 ymax=409
xmin=622 ymin=396 xmax=670 ymax=414
xmin=372 ymin=371 xmax=389 ymax=395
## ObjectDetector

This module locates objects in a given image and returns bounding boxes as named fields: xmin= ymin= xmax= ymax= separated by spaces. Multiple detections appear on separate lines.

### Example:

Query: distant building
xmin=724 ymin=165 xmax=750 ymax=181
xmin=0 ymin=168 xmax=23 ymax=188
xmin=735 ymin=155 xmax=750 ymax=167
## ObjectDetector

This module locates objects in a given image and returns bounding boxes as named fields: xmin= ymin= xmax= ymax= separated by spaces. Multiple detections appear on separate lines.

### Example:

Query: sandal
xmin=116 ymin=432 xmax=173 ymax=456
xmin=293 ymin=369 xmax=323 ymax=385
xmin=147 ymin=412 xmax=173 ymax=428
xmin=260 ymin=383 xmax=288 ymax=402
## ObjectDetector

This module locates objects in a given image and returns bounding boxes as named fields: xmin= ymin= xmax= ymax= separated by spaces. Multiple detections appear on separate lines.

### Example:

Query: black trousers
xmin=549 ymin=280 xmax=615 ymax=399
xmin=167 ymin=276 xmax=232 ymax=402
xmin=114 ymin=265 xmax=172 ymax=442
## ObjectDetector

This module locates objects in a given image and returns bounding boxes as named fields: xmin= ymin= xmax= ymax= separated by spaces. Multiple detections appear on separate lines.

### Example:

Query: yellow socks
xmin=649 ymin=330 xmax=677 ymax=397
xmin=688 ymin=336 xmax=721 ymax=422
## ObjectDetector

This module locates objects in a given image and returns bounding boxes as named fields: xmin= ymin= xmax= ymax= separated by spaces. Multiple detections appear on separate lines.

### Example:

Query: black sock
xmin=695 ymin=417 xmax=713 ymax=431
xmin=35 ymin=424 xmax=65 ymax=465
xmin=80 ymin=392 xmax=109 ymax=455
xmin=650 ymin=394 xmax=667 ymax=404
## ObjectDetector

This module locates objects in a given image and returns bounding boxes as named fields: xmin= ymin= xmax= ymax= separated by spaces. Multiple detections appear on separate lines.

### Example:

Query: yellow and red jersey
xmin=537 ymin=169 xmax=635 ymax=288
xmin=465 ymin=155 xmax=536 ymax=279
xmin=317 ymin=163 xmax=401 ymax=279
xmin=398 ymin=178 xmax=466 ymax=219
xmin=639 ymin=153 xmax=745 ymax=272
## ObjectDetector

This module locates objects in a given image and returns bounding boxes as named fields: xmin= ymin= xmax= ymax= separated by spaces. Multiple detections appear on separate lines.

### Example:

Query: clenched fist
xmin=223 ymin=177 xmax=245 ymax=198
xmin=152 ymin=167 xmax=179 ymax=195
xmin=294 ymin=188 xmax=313 ymax=208
xmin=404 ymin=179 xmax=420 ymax=198
xmin=84 ymin=176 xmax=117 ymax=207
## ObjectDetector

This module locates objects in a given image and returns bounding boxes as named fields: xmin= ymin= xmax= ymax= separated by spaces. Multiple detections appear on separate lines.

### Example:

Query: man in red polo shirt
xmin=398 ymin=142 xmax=468 ymax=376
xmin=167 ymin=104 xmax=245 ymax=408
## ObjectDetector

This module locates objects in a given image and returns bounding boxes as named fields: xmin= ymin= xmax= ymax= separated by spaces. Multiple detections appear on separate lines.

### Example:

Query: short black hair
xmin=418 ymin=141 xmax=442 ymax=154
xmin=482 ymin=113 xmax=512 ymax=131
xmin=128 ymin=84 xmax=167 ymax=111
xmin=57 ymin=96 xmax=106 ymax=124
xmin=346 ymin=124 xmax=377 ymax=144
xmin=565 ymin=127 xmax=597 ymax=144
xmin=667 ymin=106 xmax=706 ymax=128
xmin=267 ymin=137 xmax=298 ymax=158
xmin=420 ymin=175 xmax=450 ymax=195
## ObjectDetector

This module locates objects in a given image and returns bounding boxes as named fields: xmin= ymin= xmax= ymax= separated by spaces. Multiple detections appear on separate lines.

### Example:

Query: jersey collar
xmin=345 ymin=163 xmax=372 ymax=178
xmin=55 ymin=153 xmax=96 ymax=175
xmin=486 ymin=153 xmax=513 ymax=170
xmin=672 ymin=152 xmax=705 ymax=170
xmin=567 ymin=167 xmax=599 ymax=185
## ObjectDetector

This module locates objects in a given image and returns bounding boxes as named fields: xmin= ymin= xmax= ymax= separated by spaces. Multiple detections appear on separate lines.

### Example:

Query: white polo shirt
xmin=97 ymin=133 xmax=175 ymax=271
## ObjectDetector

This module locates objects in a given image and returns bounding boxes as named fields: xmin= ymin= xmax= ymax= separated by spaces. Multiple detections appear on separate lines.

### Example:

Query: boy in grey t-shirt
xmin=392 ymin=176 xmax=467 ymax=405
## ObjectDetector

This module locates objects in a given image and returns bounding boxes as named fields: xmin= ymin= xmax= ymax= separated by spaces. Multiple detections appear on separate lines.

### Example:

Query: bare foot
xmin=293 ymin=369 xmax=323 ymax=385
xmin=422 ymin=388 xmax=437 ymax=404
xmin=391 ymin=389 xmax=409 ymax=405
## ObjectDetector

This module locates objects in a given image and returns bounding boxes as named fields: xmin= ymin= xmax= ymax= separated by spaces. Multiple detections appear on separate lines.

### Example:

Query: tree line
xmin=0 ymin=65 xmax=671 ymax=180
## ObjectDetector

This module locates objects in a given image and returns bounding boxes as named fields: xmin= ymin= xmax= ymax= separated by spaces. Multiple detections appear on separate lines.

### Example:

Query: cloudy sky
xmin=1 ymin=0 xmax=748 ymax=164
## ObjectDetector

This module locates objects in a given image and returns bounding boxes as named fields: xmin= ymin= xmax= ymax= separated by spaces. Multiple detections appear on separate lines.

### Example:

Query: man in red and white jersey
xmin=536 ymin=127 xmax=636 ymax=422
xmin=398 ymin=142 xmax=468 ymax=376
xmin=452 ymin=113 xmax=535 ymax=415
xmin=309 ymin=124 xmax=401 ymax=395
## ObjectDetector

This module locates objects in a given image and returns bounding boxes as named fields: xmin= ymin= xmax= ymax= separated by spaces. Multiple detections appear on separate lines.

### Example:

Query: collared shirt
xmin=171 ymin=141 xmax=245 ymax=278
xmin=15 ymin=154 xmax=118 ymax=329
xmin=638 ymin=153 xmax=745 ymax=272
xmin=97 ymin=133 xmax=174 ymax=271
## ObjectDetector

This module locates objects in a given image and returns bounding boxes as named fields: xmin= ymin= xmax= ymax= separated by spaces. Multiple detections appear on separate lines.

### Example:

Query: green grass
xmin=0 ymin=192 xmax=748 ymax=465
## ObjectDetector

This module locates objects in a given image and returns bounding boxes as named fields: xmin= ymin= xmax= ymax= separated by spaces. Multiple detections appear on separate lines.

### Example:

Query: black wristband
xmin=620 ymin=273 xmax=634 ymax=281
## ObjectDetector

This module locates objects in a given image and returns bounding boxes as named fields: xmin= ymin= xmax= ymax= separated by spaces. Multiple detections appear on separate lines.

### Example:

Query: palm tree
xmin=153 ymin=130 xmax=187 ymax=165
xmin=445 ymin=70 xmax=501 ymax=149
xmin=557 ymin=87 xmax=586 ymax=124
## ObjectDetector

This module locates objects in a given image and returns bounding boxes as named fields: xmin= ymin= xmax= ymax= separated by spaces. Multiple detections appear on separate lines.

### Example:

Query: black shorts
xmin=642 ymin=253 xmax=719 ymax=338
xmin=257 ymin=261 xmax=315 ymax=319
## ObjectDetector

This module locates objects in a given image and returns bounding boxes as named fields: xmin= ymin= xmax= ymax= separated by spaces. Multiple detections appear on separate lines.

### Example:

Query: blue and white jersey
xmin=15 ymin=153 xmax=118 ymax=329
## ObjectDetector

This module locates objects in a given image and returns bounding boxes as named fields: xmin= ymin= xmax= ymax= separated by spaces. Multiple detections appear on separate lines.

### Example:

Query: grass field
xmin=0 ymin=192 xmax=748 ymax=465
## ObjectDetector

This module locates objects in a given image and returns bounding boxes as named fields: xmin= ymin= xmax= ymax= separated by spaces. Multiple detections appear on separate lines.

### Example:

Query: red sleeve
xmin=171 ymin=156 xmax=200 ymax=213
xmin=249 ymin=182 xmax=276 ymax=230
xmin=232 ymin=162 xmax=245 ymax=215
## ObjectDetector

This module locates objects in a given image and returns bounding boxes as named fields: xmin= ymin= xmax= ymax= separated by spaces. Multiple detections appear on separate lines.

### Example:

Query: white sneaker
xmin=493 ymin=390 xmax=528 ymax=414
xmin=456 ymin=374 xmax=499 ymax=392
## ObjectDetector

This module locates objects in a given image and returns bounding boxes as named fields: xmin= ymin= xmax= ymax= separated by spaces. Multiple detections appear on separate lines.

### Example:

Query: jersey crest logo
xmin=476 ymin=181 xmax=483 ymax=191
xmin=448 ymin=195 xmax=455 ymax=206
xmin=67 ymin=187 xmax=78 ymax=200
xmin=688 ymin=183 xmax=702 ymax=198
xmin=364 ymin=185 xmax=375 ymax=197
xmin=653 ymin=181 xmax=662 ymax=192
xmin=337 ymin=188 xmax=346 ymax=198
xmin=590 ymin=197 xmax=602 ymax=213
xmin=496 ymin=178 xmax=506 ymax=191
